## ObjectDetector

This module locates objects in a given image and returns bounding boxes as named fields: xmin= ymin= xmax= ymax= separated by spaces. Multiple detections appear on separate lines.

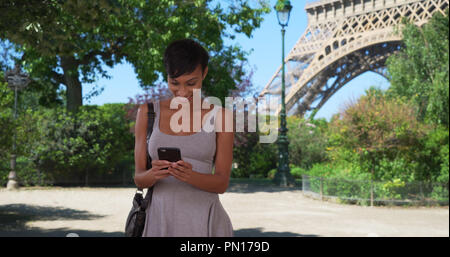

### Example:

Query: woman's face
xmin=168 ymin=64 xmax=208 ymax=103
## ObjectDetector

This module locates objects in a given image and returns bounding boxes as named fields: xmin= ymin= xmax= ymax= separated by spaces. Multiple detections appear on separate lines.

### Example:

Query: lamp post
xmin=273 ymin=0 xmax=295 ymax=187
xmin=4 ymin=64 xmax=30 ymax=190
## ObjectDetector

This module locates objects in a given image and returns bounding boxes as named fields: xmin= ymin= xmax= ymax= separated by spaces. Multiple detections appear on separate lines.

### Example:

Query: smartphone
xmin=158 ymin=147 xmax=182 ymax=170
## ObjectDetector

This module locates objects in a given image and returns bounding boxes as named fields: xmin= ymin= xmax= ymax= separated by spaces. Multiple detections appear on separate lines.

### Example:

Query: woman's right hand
xmin=147 ymin=160 xmax=171 ymax=181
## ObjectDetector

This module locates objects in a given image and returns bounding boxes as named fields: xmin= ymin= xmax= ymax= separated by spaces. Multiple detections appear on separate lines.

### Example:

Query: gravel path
xmin=0 ymin=185 xmax=448 ymax=237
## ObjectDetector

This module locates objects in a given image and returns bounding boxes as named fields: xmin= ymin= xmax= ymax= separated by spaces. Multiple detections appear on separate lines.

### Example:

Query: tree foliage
xmin=386 ymin=10 xmax=449 ymax=127
xmin=0 ymin=76 xmax=14 ymax=161
xmin=287 ymin=116 xmax=329 ymax=170
xmin=26 ymin=103 xmax=134 ymax=185
xmin=0 ymin=0 xmax=270 ymax=113
xmin=327 ymin=87 xmax=447 ymax=182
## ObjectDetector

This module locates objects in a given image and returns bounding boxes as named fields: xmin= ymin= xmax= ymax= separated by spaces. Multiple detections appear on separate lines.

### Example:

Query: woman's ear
xmin=202 ymin=66 xmax=209 ymax=80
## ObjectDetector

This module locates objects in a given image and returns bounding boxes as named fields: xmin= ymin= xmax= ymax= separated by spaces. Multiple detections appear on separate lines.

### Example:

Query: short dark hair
xmin=163 ymin=39 xmax=209 ymax=79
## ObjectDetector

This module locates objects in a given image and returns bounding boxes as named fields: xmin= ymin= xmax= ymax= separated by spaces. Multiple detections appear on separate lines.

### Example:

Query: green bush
xmin=232 ymin=131 xmax=277 ymax=178
xmin=290 ymin=165 xmax=306 ymax=179
xmin=36 ymin=104 xmax=133 ymax=183
xmin=0 ymin=103 xmax=136 ymax=186
xmin=327 ymin=87 xmax=439 ymax=182
xmin=0 ymin=78 xmax=15 ymax=164
xmin=266 ymin=165 xmax=306 ymax=180
xmin=438 ymin=144 xmax=449 ymax=184
xmin=267 ymin=168 xmax=277 ymax=179
xmin=287 ymin=116 xmax=329 ymax=169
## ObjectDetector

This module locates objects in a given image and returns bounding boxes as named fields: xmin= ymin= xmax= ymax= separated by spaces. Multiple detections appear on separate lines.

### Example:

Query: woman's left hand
xmin=168 ymin=160 xmax=193 ymax=183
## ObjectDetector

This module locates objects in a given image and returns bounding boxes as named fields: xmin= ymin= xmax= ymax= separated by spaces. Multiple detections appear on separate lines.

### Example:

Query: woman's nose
xmin=176 ymin=88 xmax=189 ymax=97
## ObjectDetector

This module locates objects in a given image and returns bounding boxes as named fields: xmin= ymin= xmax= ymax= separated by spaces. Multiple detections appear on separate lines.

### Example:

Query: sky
xmin=79 ymin=0 xmax=391 ymax=121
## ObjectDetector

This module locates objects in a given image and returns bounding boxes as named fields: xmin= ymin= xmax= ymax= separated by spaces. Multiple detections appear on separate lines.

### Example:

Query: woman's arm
xmin=134 ymin=103 xmax=157 ymax=188
xmin=168 ymin=107 xmax=234 ymax=194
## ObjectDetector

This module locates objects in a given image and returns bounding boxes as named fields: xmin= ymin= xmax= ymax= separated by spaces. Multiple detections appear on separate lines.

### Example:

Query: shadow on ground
xmin=0 ymin=228 xmax=124 ymax=237
xmin=46 ymin=183 xmax=303 ymax=194
xmin=234 ymin=227 xmax=317 ymax=237
xmin=0 ymin=204 xmax=122 ymax=237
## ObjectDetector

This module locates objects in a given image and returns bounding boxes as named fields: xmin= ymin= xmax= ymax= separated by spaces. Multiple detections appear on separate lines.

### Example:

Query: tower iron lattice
xmin=259 ymin=0 xmax=449 ymax=116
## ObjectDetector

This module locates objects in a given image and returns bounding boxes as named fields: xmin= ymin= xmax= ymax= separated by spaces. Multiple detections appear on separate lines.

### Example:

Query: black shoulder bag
xmin=125 ymin=102 xmax=155 ymax=237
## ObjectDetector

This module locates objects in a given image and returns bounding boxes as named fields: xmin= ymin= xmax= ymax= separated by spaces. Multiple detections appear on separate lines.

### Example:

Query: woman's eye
xmin=187 ymin=83 xmax=196 ymax=86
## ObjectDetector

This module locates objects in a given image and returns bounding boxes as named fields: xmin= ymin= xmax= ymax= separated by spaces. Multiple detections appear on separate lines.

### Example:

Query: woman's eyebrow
xmin=170 ymin=77 xmax=199 ymax=82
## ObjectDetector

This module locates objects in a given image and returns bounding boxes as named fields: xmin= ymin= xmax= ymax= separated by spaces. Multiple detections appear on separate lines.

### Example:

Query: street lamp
xmin=273 ymin=0 xmax=295 ymax=187
xmin=4 ymin=64 xmax=30 ymax=190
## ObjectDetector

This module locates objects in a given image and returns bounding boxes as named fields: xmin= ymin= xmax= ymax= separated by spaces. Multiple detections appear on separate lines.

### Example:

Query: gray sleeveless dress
xmin=142 ymin=99 xmax=234 ymax=237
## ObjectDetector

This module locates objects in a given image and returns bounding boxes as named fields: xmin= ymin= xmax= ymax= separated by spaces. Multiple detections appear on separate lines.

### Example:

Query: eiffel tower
xmin=259 ymin=0 xmax=449 ymax=116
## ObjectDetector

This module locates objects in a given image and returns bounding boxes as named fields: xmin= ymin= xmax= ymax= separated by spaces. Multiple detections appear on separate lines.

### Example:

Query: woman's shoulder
xmin=213 ymin=105 xmax=233 ymax=133
xmin=138 ymin=100 xmax=161 ymax=117
xmin=159 ymin=98 xmax=173 ymax=110
xmin=139 ymin=100 xmax=158 ymax=108
xmin=139 ymin=99 xmax=163 ymax=111
xmin=137 ymin=103 xmax=148 ymax=118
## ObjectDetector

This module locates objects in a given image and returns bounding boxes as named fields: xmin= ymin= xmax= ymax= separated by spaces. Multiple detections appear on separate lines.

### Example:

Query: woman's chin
xmin=172 ymin=96 xmax=193 ymax=104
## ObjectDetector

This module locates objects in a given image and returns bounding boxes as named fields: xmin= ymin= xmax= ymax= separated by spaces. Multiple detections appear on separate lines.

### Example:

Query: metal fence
xmin=302 ymin=175 xmax=449 ymax=206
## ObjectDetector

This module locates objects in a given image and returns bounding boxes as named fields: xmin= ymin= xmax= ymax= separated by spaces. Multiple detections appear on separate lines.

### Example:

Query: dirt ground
xmin=0 ymin=184 xmax=448 ymax=237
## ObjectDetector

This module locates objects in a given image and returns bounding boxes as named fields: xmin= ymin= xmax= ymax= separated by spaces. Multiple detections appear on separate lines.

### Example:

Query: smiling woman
xmin=165 ymin=40 xmax=209 ymax=105
xmin=133 ymin=39 xmax=234 ymax=237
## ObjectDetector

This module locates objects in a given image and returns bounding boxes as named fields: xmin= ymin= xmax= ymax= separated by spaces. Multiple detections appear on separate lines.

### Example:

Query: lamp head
xmin=274 ymin=0 xmax=293 ymax=27
xmin=5 ymin=64 xmax=30 ymax=90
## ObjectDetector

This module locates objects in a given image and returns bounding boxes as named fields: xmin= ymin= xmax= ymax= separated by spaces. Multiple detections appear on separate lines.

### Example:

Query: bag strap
xmin=136 ymin=101 xmax=156 ymax=192
xmin=141 ymin=102 xmax=156 ymax=207
xmin=146 ymin=102 xmax=155 ymax=170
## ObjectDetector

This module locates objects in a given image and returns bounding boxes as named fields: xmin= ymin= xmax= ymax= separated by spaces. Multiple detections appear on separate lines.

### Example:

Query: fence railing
xmin=302 ymin=175 xmax=449 ymax=206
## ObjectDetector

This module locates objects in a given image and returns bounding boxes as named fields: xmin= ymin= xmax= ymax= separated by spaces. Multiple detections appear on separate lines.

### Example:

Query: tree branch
xmin=51 ymin=70 xmax=65 ymax=85
xmin=77 ymin=37 xmax=126 ymax=66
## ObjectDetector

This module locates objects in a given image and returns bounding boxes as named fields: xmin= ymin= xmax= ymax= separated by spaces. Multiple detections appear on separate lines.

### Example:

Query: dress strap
xmin=154 ymin=100 xmax=160 ymax=131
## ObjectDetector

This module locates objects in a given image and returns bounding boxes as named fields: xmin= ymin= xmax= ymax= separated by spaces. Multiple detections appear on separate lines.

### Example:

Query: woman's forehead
xmin=170 ymin=66 xmax=203 ymax=81
xmin=170 ymin=74 xmax=200 ymax=82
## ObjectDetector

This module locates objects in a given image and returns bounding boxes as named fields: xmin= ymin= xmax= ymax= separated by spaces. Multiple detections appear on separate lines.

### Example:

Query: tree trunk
xmin=61 ymin=56 xmax=82 ymax=114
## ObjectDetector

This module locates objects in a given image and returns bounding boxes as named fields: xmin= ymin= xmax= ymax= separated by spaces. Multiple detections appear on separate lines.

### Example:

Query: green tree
xmin=386 ymin=10 xmax=449 ymax=127
xmin=0 ymin=0 xmax=270 ymax=114
xmin=0 ymin=75 xmax=14 ymax=161
xmin=328 ymin=87 xmax=432 ymax=182
xmin=232 ymin=129 xmax=278 ymax=178
xmin=287 ymin=115 xmax=329 ymax=170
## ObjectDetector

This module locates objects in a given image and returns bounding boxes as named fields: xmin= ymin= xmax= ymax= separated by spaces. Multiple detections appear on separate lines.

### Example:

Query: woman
xmin=133 ymin=39 xmax=234 ymax=237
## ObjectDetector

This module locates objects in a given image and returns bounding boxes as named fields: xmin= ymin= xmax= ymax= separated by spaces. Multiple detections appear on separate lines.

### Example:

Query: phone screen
xmin=157 ymin=147 xmax=182 ymax=167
